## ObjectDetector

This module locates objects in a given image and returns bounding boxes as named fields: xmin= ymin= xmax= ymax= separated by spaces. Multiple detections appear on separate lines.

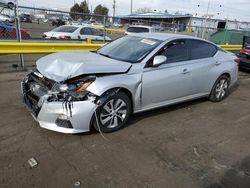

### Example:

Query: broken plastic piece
xmin=74 ymin=181 xmax=81 ymax=187
xmin=28 ymin=158 xmax=38 ymax=168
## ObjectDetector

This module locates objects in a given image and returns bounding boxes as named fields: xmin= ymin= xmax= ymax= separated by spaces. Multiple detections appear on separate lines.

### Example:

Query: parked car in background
xmin=51 ymin=18 xmax=65 ymax=27
xmin=113 ymin=22 xmax=122 ymax=28
xmin=237 ymin=45 xmax=250 ymax=71
xmin=43 ymin=25 xmax=111 ymax=41
xmin=0 ymin=27 xmax=30 ymax=38
xmin=0 ymin=14 xmax=15 ymax=24
xmin=239 ymin=45 xmax=250 ymax=58
xmin=0 ymin=0 xmax=16 ymax=9
xmin=20 ymin=13 xmax=32 ymax=23
xmin=21 ymin=33 xmax=238 ymax=134
xmin=152 ymin=24 xmax=165 ymax=32
xmin=125 ymin=25 xmax=155 ymax=35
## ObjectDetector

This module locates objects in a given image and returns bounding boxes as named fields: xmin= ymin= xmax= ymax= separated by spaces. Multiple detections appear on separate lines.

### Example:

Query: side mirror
xmin=153 ymin=55 xmax=167 ymax=67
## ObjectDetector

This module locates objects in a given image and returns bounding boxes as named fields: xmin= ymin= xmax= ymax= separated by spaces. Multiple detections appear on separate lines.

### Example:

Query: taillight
xmin=59 ymin=36 xmax=71 ymax=40
xmin=234 ymin=58 xmax=241 ymax=64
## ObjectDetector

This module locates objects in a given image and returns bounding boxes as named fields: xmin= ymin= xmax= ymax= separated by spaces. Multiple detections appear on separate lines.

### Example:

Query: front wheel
xmin=93 ymin=92 xmax=132 ymax=133
xmin=209 ymin=75 xmax=230 ymax=102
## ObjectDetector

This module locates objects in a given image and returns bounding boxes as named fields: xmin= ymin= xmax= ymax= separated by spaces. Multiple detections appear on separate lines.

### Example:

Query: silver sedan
xmin=21 ymin=33 xmax=238 ymax=134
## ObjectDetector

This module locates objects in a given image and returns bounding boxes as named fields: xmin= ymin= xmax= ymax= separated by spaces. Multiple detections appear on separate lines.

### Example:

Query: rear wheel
xmin=209 ymin=75 xmax=230 ymax=102
xmin=94 ymin=92 xmax=132 ymax=133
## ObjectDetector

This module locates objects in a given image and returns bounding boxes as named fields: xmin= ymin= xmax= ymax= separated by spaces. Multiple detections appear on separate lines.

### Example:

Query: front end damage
xmin=21 ymin=70 xmax=99 ymax=134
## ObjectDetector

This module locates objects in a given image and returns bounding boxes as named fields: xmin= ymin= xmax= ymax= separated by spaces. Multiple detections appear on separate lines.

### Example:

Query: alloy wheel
xmin=100 ymin=98 xmax=128 ymax=129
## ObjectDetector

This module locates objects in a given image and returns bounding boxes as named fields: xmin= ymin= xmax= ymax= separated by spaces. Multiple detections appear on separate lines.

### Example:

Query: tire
xmin=93 ymin=92 xmax=132 ymax=133
xmin=209 ymin=75 xmax=230 ymax=102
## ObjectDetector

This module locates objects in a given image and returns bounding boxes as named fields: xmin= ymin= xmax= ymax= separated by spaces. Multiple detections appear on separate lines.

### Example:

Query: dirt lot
xmin=0 ymin=69 xmax=250 ymax=188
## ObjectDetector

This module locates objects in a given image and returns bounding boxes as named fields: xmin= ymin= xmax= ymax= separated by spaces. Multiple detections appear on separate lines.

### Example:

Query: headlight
xmin=58 ymin=81 xmax=93 ymax=93
xmin=76 ymin=81 xmax=93 ymax=92
xmin=59 ymin=84 xmax=69 ymax=92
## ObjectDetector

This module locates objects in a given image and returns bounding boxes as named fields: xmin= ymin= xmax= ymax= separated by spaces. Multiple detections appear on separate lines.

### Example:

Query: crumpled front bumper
xmin=21 ymin=80 xmax=98 ymax=134
xmin=37 ymin=100 xmax=97 ymax=134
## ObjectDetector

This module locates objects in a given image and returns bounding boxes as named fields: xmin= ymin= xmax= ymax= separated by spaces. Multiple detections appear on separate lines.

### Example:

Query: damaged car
xmin=21 ymin=33 xmax=238 ymax=134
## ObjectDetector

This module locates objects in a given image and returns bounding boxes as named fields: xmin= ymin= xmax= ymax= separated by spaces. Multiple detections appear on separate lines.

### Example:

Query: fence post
xmin=14 ymin=2 xmax=24 ymax=68
xmin=103 ymin=15 xmax=106 ymax=43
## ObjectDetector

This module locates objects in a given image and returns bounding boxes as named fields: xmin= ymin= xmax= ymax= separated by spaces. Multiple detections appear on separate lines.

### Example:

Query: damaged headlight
xmin=48 ymin=77 xmax=96 ymax=103
xmin=57 ymin=81 xmax=94 ymax=93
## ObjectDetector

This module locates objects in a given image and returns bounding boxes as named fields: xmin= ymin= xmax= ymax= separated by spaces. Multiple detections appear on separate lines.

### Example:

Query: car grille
xmin=22 ymin=71 xmax=56 ymax=117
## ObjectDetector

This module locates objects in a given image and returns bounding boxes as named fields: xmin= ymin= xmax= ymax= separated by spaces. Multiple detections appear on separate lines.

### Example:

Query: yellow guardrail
xmin=0 ymin=42 xmax=105 ymax=54
xmin=219 ymin=45 xmax=242 ymax=51
xmin=0 ymin=41 xmax=242 ymax=54
xmin=95 ymin=27 xmax=126 ymax=34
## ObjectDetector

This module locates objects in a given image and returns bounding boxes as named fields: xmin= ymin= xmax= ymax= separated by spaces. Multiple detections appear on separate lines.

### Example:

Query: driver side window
xmin=160 ymin=40 xmax=189 ymax=63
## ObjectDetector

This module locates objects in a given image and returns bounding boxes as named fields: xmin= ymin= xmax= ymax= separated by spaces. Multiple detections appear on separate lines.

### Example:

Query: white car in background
xmin=0 ymin=0 xmax=16 ymax=8
xmin=0 ymin=14 xmax=15 ymax=23
xmin=125 ymin=25 xmax=155 ymax=35
xmin=43 ymin=25 xmax=111 ymax=41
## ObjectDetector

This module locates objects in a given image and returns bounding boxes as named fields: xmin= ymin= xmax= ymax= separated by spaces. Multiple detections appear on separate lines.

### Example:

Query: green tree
xmin=94 ymin=4 xmax=109 ymax=16
xmin=70 ymin=1 xmax=90 ymax=19
xmin=80 ymin=0 xmax=90 ymax=14
xmin=70 ymin=3 xmax=81 ymax=19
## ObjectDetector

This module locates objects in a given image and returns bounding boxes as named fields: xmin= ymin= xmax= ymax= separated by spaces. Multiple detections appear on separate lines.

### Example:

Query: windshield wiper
xmin=98 ymin=52 xmax=111 ymax=58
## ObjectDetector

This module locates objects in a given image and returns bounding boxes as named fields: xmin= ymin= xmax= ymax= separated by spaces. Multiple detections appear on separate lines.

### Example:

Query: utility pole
xmin=201 ymin=0 xmax=211 ymax=39
xmin=113 ymin=0 xmax=116 ymax=17
xmin=130 ymin=0 xmax=133 ymax=15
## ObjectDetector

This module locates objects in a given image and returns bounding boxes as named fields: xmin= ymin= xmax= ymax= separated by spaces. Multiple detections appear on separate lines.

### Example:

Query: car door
xmin=90 ymin=28 xmax=104 ymax=41
xmin=79 ymin=27 xmax=93 ymax=40
xmin=186 ymin=39 xmax=219 ymax=95
xmin=141 ymin=39 xmax=194 ymax=110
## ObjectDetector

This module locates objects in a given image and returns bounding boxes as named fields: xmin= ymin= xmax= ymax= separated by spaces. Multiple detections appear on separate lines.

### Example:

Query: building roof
xmin=122 ymin=12 xmax=192 ymax=19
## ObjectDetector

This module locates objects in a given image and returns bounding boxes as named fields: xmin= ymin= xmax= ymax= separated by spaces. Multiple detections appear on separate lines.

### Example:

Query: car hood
xmin=36 ymin=51 xmax=132 ymax=82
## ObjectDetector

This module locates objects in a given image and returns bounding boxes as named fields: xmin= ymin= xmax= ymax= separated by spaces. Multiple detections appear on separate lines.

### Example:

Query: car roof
xmin=129 ymin=32 xmax=203 ymax=41
xmin=128 ymin=25 xmax=152 ymax=29
xmin=62 ymin=25 xmax=94 ymax=29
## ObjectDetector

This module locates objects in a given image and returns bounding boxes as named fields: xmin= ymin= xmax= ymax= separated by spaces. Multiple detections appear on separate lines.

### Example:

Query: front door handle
xmin=215 ymin=61 xmax=221 ymax=66
xmin=182 ymin=69 xmax=190 ymax=74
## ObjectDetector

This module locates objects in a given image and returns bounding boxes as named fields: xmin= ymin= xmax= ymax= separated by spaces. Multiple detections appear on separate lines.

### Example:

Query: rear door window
xmin=90 ymin=28 xmax=102 ymax=36
xmin=80 ymin=27 xmax=92 ymax=35
xmin=159 ymin=40 xmax=189 ymax=63
xmin=189 ymin=40 xmax=217 ymax=60
xmin=53 ymin=26 xmax=78 ymax=33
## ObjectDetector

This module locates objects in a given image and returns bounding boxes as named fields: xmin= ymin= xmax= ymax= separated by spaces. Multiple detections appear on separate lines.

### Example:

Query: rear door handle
xmin=182 ymin=69 xmax=190 ymax=74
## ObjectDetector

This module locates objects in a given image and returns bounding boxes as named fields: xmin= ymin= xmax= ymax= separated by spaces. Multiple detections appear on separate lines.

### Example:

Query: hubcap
xmin=215 ymin=79 xmax=228 ymax=99
xmin=100 ymin=99 xmax=128 ymax=129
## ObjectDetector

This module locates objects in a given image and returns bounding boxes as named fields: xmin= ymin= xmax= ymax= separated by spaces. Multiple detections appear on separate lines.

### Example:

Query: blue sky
xmin=19 ymin=0 xmax=250 ymax=21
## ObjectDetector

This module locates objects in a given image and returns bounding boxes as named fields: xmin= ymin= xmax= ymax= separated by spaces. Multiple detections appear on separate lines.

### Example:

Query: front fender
xmin=87 ymin=73 xmax=142 ymax=112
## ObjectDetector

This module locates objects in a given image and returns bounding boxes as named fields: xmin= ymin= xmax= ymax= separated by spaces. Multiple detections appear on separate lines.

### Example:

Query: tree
xmin=70 ymin=1 xmax=90 ymax=19
xmin=80 ymin=0 xmax=90 ymax=14
xmin=94 ymin=4 xmax=109 ymax=16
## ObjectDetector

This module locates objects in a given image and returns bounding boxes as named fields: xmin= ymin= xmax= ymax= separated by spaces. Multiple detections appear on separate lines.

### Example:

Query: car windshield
xmin=97 ymin=36 xmax=161 ymax=63
xmin=52 ymin=26 xmax=78 ymax=33
xmin=127 ymin=27 xmax=150 ymax=33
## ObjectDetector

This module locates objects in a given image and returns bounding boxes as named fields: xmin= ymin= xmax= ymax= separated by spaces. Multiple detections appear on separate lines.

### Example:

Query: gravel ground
xmin=0 ymin=69 xmax=250 ymax=188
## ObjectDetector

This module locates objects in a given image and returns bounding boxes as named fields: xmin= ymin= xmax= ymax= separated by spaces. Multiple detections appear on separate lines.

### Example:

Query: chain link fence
xmin=0 ymin=3 xmax=249 ymax=69
xmin=0 ymin=4 xmax=234 ymax=43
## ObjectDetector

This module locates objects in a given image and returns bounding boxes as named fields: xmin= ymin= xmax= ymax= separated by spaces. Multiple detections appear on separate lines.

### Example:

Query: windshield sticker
xmin=141 ymin=39 xmax=156 ymax=45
